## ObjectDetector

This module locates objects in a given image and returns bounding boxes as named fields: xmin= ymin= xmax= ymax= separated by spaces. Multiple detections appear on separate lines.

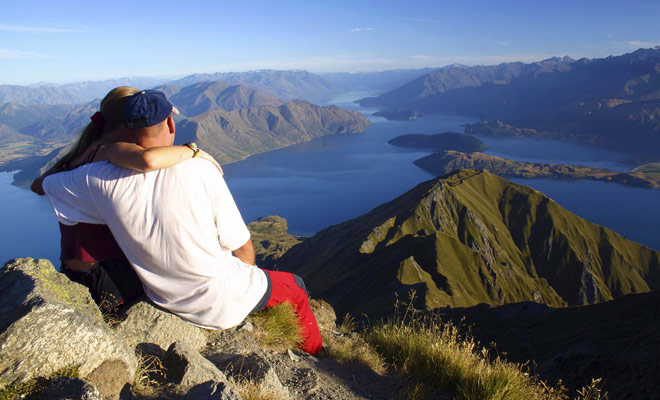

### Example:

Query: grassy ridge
xmin=277 ymin=170 xmax=660 ymax=317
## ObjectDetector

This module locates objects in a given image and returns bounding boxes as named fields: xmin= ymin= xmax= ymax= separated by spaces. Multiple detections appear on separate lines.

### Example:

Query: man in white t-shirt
xmin=43 ymin=90 xmax=322 ymax=354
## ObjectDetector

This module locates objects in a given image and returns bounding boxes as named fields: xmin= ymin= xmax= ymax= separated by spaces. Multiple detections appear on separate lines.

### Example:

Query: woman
xmin=32 ymin=86 xmax=223 ymax=313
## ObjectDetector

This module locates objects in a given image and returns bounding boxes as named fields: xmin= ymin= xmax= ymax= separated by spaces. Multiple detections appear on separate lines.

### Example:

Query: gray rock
xmin=164 ymin=342 xmax=237 ymax=394
xmin=43 ymin=376 xmax=102 ymax=400
xmin=287 ymin=349 xmax=301 ymax=362
xmin=310 ymin=299 xmax=336 ymax=333
xmin=0 ymin=258 xmax=137 ymax=392
xmin=183 ymin=381 xmax=243 ymax=400
xmin=213 ymin=353 xmax=290 ymax=399
xmin=115 ymin=300 xmax=208 ymax=351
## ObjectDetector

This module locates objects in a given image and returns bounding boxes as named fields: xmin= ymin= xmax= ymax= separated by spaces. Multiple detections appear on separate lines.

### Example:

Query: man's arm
xmin=232 ymin=238 xmax=256 ymax=265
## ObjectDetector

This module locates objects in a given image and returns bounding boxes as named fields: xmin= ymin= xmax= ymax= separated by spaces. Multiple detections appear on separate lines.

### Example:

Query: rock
xmin=212 ymin=353 xmax=290 ymax=399
xmin=310 ymin=299 xmax=336 ymax=333
xmin=0 ymin=258 xmax=136 ymax=393
xmin=43 ymin=376 xmax=103 ymax=400
xmin=287 ymin=349 xmax=301 ymax=362
xmin=163 ymin=342 xmax=237 ymax=394
xmin=84 ymin=359 xmax=132 ymax=400
xmin=115 ymin=300 xmax=208 ymax=352
xmin=183 ymin=381 xmax=243 ymax=400
xmin=237 ymin=320 xmax=254 ymax=332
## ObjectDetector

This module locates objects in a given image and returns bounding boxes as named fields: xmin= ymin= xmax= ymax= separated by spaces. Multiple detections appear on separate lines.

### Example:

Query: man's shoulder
xmin=171 ymin=158 xmax=222 ymax=178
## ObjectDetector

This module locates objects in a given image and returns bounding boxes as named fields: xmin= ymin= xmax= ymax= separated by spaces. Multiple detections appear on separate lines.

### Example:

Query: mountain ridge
xmin=276 ymin=169 xmax=660 ymax=317
xmin=358 ymin=47 xmax=660 ymax=156
xmin=174 ymin=100 xmax=370 ymax=164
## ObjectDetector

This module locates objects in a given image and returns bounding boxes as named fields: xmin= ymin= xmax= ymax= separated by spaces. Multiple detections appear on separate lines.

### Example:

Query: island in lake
xmin=387 ymin=132 xmax=487 ymax=152
xmin=414 ymin=151 xmax=660 ymax=189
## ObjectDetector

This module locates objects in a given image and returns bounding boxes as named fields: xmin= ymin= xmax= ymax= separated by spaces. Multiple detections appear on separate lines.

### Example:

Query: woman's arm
xmin=98 ymin=142 xmax=224 ymax=174
xmin=32 ymin=142 xmax=224 ymax=196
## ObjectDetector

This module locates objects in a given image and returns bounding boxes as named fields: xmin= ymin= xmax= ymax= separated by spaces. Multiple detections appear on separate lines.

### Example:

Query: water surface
xmin=2 ymin=102 xmax=659 ymax=266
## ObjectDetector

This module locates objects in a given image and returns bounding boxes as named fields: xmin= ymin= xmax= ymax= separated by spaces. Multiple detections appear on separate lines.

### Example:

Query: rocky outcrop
xmin=1 ymin=257 xmax=407 ymax=400
xmin=0 ymin=258 xmax=136 ymax=397
xmin=115 ymin=301 xmax=208 ymax=352
xmin=248 ymin=215 xmax=303 ymax=266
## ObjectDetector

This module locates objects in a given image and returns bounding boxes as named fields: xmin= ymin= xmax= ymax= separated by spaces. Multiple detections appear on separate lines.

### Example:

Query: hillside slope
xmin=157 ymin=81 xmax=283 ymax=116
xmin=277 ymin=170 xmax=660 ymax=317
xmin=439 ymin=291 xmax=660 ymax=399
xmin=175 ymin=100 xmax=370 ymax=163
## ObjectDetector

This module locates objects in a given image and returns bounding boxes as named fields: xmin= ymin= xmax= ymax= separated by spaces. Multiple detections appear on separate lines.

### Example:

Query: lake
xmin=1 ymin=99 xmax=659 ymax=266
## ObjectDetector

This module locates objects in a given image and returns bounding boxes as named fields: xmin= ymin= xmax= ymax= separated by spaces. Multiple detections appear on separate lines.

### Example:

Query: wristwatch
xmin=185 ymin=142 xmax=201 ymax=158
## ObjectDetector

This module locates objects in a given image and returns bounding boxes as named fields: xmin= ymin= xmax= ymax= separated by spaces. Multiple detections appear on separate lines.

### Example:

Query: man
xmin=43 ymin=90 xmax=321 ymax=354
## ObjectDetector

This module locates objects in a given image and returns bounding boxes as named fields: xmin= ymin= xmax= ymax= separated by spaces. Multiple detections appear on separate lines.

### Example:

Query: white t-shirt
xmin=43 ymin=158 xmax=268 ymax=329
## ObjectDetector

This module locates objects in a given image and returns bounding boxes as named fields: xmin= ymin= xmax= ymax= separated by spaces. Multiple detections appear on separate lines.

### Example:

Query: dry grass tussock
xmin=250 ymin=301 xmax=303 ymax=352
xmin=323 ymin=314 xmax=387 ymax=375
xmin=132 ymin=353 xmax=166 ymax=396
xmin=230 ymin=376 xmax=285 ymax=400
xmin=362 ymin=294 xmax=608 ymax=400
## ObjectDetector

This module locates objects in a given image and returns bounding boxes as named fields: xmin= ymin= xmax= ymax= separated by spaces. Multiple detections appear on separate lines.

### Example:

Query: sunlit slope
xmin=278 ymin=169 xmax=660 ymax=316
xmin=175 ymin=100 xmax=370 ymax=163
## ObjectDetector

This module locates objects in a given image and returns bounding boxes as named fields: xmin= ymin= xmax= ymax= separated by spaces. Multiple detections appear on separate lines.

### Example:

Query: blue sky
xmin=1 ymin=0 xmax=659 ymax=85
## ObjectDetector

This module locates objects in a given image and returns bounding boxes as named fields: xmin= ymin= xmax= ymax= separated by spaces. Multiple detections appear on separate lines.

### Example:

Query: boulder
xmin=212 ymin=353 xmax=290 ymax=399
xmin=115 ymin=300 xmax=208 ymax=352
xmin=164 ymin=342 xmax=237 ymax=394
xmin=0 ymin=258 xmax=137 ymax=393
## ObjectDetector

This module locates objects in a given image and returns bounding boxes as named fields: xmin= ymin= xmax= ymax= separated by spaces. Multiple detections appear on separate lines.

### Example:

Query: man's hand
xmin=196 ymin=149 xmax=224 ymax=175
xmin=233 ymin=238 xmax=256 ymax=265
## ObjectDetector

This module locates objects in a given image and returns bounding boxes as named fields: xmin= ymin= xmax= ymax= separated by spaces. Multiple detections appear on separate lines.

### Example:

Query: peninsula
xmin=413 ymin=151 xmax=660 ymax=188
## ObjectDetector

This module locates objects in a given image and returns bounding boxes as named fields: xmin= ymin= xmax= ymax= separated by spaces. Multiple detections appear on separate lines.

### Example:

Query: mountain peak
xmin=279 ymin=169 xmax=660 ymax=317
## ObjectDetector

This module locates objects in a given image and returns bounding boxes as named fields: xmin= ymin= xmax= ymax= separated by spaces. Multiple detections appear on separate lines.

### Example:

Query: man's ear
xmin=167 ymin=115 xmax=175 ymax=134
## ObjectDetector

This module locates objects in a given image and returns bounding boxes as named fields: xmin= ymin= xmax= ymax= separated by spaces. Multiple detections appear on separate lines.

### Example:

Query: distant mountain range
xmin=277 ymin=169 xmax=660 ymax=317
xmin=0 ymin=67 xmax=444 ymax=107
xmin=359 ymin=48 xmax=660 ymax=157
xmin=0 ymin=70 xmax=342 ymax=106
xmin=1 ymin=80 xmax=370 ymax=185
xmin=0 ymin=77 xmax=170 ymax=106
xmin=319 ymin=68 xmax=438 ymax=93
xmin=168 ymin=70 xmax=344 ymax=104
xmin=359 ymin=56 xmax=574 ymax=107
xmin=156 ymin=81 xmax=283 ymax=116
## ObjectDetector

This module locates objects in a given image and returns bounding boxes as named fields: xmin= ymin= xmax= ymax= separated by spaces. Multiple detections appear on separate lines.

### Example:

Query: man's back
xmin=44 ymin=158 xmax=268 ymax=329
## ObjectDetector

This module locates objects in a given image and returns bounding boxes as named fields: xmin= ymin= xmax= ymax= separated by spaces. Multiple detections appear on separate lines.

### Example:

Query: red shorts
xmin=262 ymin=270 xmax=322 ymax=355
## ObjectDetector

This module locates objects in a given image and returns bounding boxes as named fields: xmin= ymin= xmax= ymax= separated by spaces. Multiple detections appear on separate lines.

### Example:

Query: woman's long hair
xmin=51 ymin=86 xmax=139 ymax=171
